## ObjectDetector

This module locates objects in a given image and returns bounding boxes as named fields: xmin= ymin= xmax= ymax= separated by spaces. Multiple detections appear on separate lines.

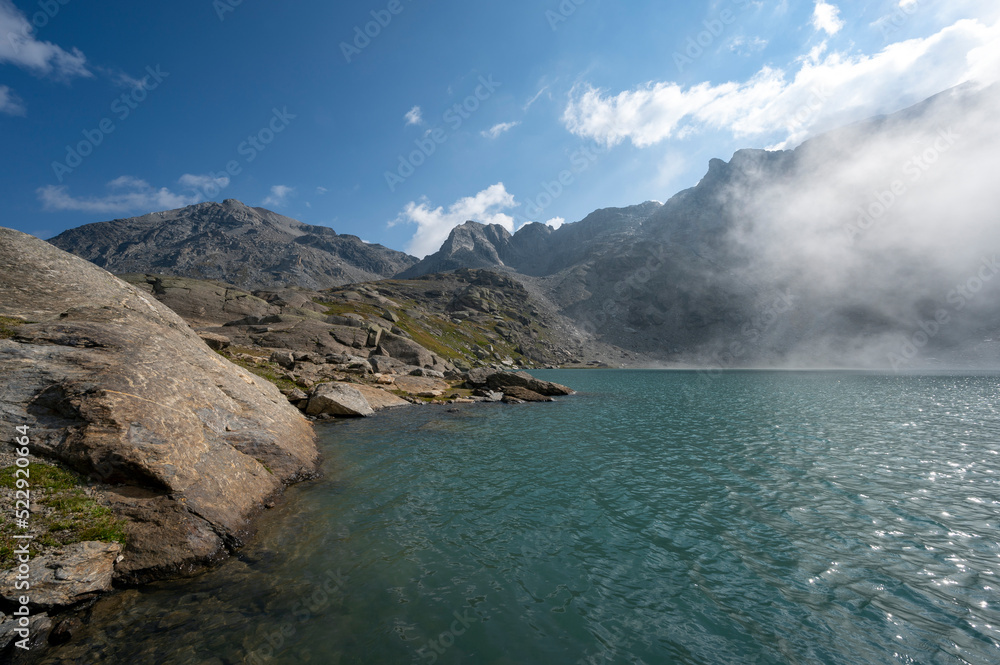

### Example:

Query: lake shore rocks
xmin=0 ymin=542 xmax=121 ymax=610
xmin=0 ymin=228 xmax=319 ymax=587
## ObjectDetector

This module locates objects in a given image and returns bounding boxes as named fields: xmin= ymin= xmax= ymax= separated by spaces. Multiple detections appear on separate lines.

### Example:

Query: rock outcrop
xmin=0 ymin=228 xmax=318 ymax=583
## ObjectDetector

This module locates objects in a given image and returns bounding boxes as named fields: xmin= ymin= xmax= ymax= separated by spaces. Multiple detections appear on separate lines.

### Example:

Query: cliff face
xmin=48 ymin=199 xmax=417 ymax=291
xmin=0 ymin=228 xmax=318 ymax=583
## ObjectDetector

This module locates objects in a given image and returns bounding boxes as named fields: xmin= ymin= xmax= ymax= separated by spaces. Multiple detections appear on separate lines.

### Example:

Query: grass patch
xmin=217 ymin=350 xmax=305 ymax=392
xmin=0 ymin=316 xmax=29 ymax=340
xmin=0 ymin=462 xmax=127 ymax=567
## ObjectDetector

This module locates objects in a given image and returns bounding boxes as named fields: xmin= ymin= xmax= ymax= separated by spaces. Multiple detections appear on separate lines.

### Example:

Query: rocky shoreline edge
xmin=0 ymin=228 xmax=574 ymax=660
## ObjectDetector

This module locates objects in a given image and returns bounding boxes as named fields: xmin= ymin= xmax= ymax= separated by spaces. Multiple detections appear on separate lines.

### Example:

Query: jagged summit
xmin=48 ymin=200 xmax=417 ymax=291
xmin=399 ymin=201 xmax=664 ymax=279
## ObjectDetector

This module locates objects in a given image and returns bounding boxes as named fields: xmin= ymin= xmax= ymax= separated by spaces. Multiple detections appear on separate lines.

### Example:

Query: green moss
xmin=0 ymin=463 xmax=128 ymax=567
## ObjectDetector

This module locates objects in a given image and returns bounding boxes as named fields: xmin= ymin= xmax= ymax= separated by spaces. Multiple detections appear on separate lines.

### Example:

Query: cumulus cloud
xmin=562 ymin=16 xmax=1000 ymax=149
xmin=405 ymin=106 xmax=423 ymax=126
xmin=262 ymin=185 xmax=294 ymax=207
xmin=37 ymin=174 xmax=228 ymax=214
xmin=544 ymin=217 xmax=566 ymax=230
xmin=481 ymin=121 xmax=520 ymax=139
xmin=0 ymin=0 xmax=90 ymax=79
xmin=0 ymin=84 xmax=24 ymax=115
xmin=812 ymin=1 xmax=845 ymax=36
xmin=393 ymin=183 xmax=518 ymax=258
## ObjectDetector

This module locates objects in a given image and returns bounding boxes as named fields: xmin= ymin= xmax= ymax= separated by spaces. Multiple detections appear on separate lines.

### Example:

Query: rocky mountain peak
xmin=48 ymin=201 xmax=417 ymax=291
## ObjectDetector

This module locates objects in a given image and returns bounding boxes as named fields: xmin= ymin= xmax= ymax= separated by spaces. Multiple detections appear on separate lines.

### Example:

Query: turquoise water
xmin=42 ymin=371 xmax=1000 ymax=664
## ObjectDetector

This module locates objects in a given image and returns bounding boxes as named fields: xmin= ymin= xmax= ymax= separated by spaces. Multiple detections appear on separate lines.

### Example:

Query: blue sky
xmin=1 ymin=0 xmax=997 ymax=256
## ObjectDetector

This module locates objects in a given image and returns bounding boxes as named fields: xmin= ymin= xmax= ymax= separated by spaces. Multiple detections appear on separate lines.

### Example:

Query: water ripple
xmin=39 ymin=371 xmax=1000 ymax=665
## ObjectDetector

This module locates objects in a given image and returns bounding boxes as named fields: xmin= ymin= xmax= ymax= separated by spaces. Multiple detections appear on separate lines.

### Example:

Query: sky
xmin=1 ymin=0 xmax=998 ymax=257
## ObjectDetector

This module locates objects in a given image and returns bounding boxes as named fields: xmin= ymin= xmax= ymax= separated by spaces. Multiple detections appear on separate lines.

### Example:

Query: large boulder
xmin=0 ymin=542 xmax=120 ymax=609
xmin=0 ymin=228 xmax=318 ymax=583
xmin=468 ymin=369 xmax=574 ymax=396
xmin=500 ymin=386 xmax=554 ymax=402
xmin=376 ymin=333 xmax=449 ymax=371
xmin=305 ymin=383 xmax=374 ymax=417
xmin=353 ymin=384 xmax=410 ymax=411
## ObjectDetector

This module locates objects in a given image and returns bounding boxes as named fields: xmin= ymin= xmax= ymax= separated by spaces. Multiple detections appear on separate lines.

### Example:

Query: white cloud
xmin=316 ymin=186 xmax=329 ymax=194
xmin=0 ymin=0 xmax=90 ymax=79
xmin=481 ymin=121 xmax=520 ymax=139
xmin=812 ymin=1 xmax=845 ymax=35
xmin=523 ymin=85 xmax=551 ymax=111
xmin=405 ymin=105 xmax=423 ymax=126
xmin=562 ymin=16 xmax=1000 ymax=149
xmin=729 ymin=35 xmax=769 ymax=55
xmin=544 ymin=217 xmax=566 ymax=230
xmin=0 ymin=84 xmax=24 ymax=115
xmin=37 ymin=173 xmax=224 ymax=214
xmin=178 ymin=173 xmax=230 ymax=193
xmin=393 ymin=183 xmax=518 ymax=258
xmin=262 ymin=185 xmax=294 ymax=207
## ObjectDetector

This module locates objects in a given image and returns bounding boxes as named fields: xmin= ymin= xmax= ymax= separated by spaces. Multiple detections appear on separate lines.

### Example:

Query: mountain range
xmin=47 ymin=83 xmax=1000 ymax=369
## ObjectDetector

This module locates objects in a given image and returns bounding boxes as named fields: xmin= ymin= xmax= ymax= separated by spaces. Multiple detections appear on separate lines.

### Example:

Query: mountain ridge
xmin=48 ymin=198 xmax=418 ymax=291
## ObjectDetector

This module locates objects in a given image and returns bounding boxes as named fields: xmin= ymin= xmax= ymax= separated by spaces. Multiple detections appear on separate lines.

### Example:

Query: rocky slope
xmin=48 ymin=199 xmax=417 ymax=291
xmin=0 ymin=228 xmax=319 ymax=592
xmin=119 ymin=268 xmax=626 ymax=377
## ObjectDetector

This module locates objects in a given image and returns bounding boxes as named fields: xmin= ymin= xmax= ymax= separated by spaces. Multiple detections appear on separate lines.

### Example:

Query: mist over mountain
xmin=405 ymin=83 xmax=1000 ymax=369
xmin=48 ymin=199 xmax=417 ymax=291
xmin=46 ymin=84 xmax=1000 ymax=369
